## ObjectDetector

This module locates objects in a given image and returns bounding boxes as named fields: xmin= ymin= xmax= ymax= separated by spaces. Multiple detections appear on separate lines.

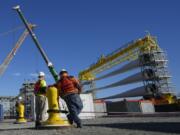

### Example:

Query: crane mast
xmin=0 ymin=24 xmax=35 ymax=76
xmin=13 ymin=5 xmax=59 ymax=82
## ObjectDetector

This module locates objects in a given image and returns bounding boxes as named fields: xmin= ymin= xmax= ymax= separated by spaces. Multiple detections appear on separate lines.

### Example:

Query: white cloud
xmin=29 ymin=73 xmax=52 ymax=79
xmin=29 ymin=73 xmax=38 ymax=77
xmin=12 ymin=72 xmax=21 ymax=76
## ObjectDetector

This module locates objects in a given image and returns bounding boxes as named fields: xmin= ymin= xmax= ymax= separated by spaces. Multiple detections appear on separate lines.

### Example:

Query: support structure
xmin=79 ymin=35 xmax=175 ymax=105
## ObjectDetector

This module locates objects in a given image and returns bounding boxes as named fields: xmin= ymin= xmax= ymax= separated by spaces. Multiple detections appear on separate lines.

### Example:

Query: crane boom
xmin=79 ymin=36 xmax=159 ymax=81
xmin=13 ymin=5 xmax=59 ymax=82
xmin=0 ymin=24 xmax=35 ymax=76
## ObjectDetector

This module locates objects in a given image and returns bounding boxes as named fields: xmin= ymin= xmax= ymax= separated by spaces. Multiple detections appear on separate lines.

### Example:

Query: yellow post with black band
xmin=41 ymin=86 xmax=70 ymax=127
xmin=15 ymin=102 xmax=27 ymax=124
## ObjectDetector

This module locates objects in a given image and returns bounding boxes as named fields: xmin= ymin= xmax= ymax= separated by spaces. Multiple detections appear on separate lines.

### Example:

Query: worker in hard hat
xmin=54 ymin=69 xmax=83 ymax=128
xmin=34 ymin=71 xmax=47 ymax=128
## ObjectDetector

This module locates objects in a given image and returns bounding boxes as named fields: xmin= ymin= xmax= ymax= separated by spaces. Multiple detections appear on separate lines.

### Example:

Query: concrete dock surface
xmin=0 ymin=116 xmax=180 ymax=135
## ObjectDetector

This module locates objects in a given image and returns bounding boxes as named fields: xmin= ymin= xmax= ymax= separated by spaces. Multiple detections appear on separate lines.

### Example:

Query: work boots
xmin=77 ymin=123 xmax=82 ymax=128
xmin=35 ymin=121 xmax=41 ymax=129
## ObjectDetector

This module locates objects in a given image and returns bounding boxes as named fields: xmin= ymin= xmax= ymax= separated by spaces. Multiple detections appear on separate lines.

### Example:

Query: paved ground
xmin=0 ymin=117 xmax=180 ymax=135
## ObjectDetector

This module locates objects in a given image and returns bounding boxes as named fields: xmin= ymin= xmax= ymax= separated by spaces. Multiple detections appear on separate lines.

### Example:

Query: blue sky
xmin=0 ymin=0 xmax=179 ymax=97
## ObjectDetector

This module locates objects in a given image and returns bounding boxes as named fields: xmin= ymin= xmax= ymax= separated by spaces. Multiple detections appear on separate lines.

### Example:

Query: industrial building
xmin=18 ymin=81 xmax=35 ymax=119
xmin=0 ymin=96 xmax=15 ymax=118
xmin=0 ymin=82 xmax=35 ymax=119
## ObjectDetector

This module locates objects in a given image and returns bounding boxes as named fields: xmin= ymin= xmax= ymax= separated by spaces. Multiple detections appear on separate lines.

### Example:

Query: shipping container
xmin=94 ymin=100 xmax=107 ymax=117
xmin=107 ymin=99 xmax=155 ymax=114
xmin=155 ymin=103 xmax=180 ymax=112
xmin=140 ymin=100 xmax=155 ymax=113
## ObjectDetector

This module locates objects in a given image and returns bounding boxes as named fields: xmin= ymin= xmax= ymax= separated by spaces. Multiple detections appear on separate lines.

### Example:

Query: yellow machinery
xmin=79 ymin=35 xmax=158 ymax=81
xmin=79 ymin=35 xmax=176 ymax=105
xmin=150 ymin=93 xmax=176 ymax=105
xmin=41 ymin=87 xmax=70 ymax=127
xmin=15 ymin=102 xmax=27 ymax=124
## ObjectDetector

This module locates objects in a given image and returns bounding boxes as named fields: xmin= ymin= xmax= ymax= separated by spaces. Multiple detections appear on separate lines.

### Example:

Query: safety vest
xmin=58 ymin=76 xmax=79 ymax=97
xmin=34 ymin=79 xmax=47 ymax=95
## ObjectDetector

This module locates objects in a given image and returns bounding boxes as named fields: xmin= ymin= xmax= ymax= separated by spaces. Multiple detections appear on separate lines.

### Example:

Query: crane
xmin=79 ymin=35 xmax=176 ymax=105
xmin=0 ymin=24 xmax=35 ymax=76
xmin=79 ymin=36 xmax=159 ymax=81
xmin=13 ymin=5 xmax=59 ymax=82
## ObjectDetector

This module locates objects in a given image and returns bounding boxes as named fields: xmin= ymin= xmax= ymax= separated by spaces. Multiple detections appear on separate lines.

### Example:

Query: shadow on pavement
xmin=0 ymin=120 xmax=16 ymax=124
xmin=84 ymin=122 xmax=180 ymax=134
xmin=0 ymin=127 xmax=35 ymax=131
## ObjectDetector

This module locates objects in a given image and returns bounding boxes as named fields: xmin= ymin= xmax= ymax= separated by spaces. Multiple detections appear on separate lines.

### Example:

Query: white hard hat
xmin=61 ymin=69 xmax=67 ymax=72
xmin=59 ymin=69 xmax=68 ymax=75
xmin=39 ymin=71 xmax=45 ymax=77
xmin=18 ymin=96 xmax=22 ymax=100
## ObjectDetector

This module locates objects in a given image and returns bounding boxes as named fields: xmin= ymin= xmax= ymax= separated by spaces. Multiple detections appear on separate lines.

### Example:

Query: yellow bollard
xmin=15 ymin=102 xmax=27 ymax=124
xmin=41 ymin=86 xmax=70 ymax=127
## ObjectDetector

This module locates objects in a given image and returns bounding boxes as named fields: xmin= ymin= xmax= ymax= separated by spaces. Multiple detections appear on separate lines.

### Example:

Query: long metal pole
xmin=13 ymin=5 xmax=59 ymax=82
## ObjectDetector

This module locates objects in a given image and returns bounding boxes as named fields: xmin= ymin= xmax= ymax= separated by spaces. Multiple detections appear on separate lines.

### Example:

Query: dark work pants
xmin=63 ymin=93 xmax=83 ymax=125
